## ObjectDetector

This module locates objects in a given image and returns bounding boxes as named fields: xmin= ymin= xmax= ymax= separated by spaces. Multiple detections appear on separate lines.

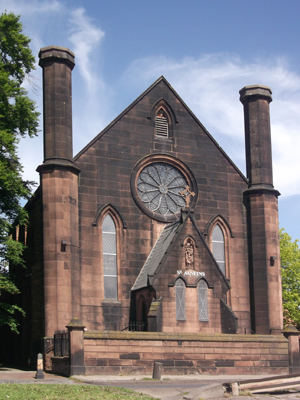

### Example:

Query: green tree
xmin=280 ymin=228 xmax=300 ymax=328
xmin=0 ymin=12 xmax=39 ymax=332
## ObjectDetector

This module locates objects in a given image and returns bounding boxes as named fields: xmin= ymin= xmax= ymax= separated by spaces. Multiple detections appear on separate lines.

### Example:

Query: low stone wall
xmin=51 ymin=356 xmax=70 ymax=377
xmin=83 ymin=331 xmax=289 ymax=375
xmin=44 ymin=348 xmax=54 ymax=372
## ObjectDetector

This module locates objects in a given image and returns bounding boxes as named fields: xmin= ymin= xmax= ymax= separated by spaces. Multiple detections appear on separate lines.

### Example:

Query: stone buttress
xmin=37 ymin=46 xmax=80 ymax=336
xmin=240 ymin=85 xmax=283 ymax=334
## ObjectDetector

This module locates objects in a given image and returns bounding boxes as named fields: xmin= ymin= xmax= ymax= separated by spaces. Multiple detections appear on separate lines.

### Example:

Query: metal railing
xmin=54 ymin=330 xmax=69 ymax=357
xmin=105 ymin=321 xmax=146 ymax=332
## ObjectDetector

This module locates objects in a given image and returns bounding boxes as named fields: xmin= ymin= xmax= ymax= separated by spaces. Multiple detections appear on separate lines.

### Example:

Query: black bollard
xmin=36 ymin=353 xmax=44 ymax=379
xmin=152 ymin=362 xmax=162 ymax=380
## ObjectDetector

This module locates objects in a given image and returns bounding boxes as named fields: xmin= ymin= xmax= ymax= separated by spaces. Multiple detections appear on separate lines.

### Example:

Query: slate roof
xmin=131 ymin=220 xmax=182 ymax=291
xmin=131 ymin=209 xmax=230 ymax=291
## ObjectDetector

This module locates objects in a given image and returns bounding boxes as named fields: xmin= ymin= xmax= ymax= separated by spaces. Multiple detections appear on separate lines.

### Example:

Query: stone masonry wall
xmin=154 ymin=217 xmax=228 ymax=334
xmin=75 ymin=79 xmax=250 ymax=333
xmin=84 ymin=331 xmax=289 ymax=375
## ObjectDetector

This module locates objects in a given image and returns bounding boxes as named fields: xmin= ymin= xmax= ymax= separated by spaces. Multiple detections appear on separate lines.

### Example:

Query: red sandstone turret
xmin=240 ymin=85 xmax=283 ymax=334
xmin=38 ymin=46 xmax=81 ymax=336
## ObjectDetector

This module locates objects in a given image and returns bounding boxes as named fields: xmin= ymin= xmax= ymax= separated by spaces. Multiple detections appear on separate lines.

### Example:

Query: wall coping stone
xmin=84 ymin=330 xmax=288 ymax=343
xmin=39 ymin=46 xmax=75 ymax=70
xmin=282 ymin=325 xmax=300 ymax=336
xmin=239 ymin=85 xmax=272 ymax=104
xmin=67 ymin=318 xmax=85 ymax=329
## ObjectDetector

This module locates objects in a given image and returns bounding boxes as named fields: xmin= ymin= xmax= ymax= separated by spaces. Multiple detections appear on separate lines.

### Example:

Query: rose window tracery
xmin=137 ymin=162 xmax=187 ymax=216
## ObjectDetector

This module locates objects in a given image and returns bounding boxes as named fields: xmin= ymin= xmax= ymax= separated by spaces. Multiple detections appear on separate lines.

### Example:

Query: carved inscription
xmin=177 ymin=270 xmax=205 ymax=277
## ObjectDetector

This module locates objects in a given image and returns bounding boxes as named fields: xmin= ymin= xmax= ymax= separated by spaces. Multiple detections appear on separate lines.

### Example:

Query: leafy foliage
xmin=0 ymin=12 xmax=39 ymax=332
xmin=280 ymin=228 xmax=300 ymax=328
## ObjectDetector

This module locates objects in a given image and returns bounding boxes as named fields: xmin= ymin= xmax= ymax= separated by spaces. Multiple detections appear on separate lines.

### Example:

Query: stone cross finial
xmin=179 ymin=186 xmax=195 ymax=206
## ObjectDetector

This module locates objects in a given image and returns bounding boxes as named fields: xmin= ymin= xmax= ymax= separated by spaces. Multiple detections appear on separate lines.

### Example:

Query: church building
xmin=8 ymin=45 xmax=285 ymax=372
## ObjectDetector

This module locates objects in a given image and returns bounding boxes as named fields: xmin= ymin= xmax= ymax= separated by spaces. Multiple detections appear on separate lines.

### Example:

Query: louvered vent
xmin=155 ymin=114 xmax=168 ymax=138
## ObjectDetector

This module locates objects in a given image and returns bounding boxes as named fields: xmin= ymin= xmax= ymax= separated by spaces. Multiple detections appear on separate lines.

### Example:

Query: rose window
xmin=137 ymin=162 xmax=187 ymax=216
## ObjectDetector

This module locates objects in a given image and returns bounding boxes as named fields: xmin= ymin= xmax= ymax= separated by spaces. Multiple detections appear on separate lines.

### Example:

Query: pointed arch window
xmin=175 ymin=279 xmax=186 ymax=321
xmin=102 ymin=214 xmax=118 ymax=299
xmin=212 ymin=224 xmax=225 ymax=275
xmin=155 ymin=108 xmax=169 ymax=138
xmin=198 ymin=280 xmax=209 ymax=321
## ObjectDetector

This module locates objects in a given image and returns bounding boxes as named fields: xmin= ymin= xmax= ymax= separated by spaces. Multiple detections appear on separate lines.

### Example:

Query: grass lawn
xmin=0 ymin=384 xmax=159 ymax=400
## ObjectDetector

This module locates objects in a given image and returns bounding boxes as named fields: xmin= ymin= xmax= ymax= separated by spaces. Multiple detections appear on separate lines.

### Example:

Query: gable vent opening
xmin=155 ymin=109 xmax=169 ymax=138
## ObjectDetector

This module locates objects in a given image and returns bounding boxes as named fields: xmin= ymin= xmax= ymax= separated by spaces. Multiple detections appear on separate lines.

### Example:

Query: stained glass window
xmin=102 ymin=214 xmax=118 ymax=299
xmin=198 ymin=280 xmax=209 ymax=321
xmin=137 ymin=163 xmax=187 ymax=216
xmin=212 ymin=224 xmax=225 ymax=275
xmin=175 ymin=279 xmax=186 ymax=321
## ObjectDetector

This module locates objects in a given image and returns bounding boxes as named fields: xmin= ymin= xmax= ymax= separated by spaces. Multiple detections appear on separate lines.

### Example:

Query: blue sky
xmin=2 ymin=0 xmax=300 ymax=241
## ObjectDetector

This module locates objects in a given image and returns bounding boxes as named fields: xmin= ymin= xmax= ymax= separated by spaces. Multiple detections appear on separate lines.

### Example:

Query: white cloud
xmin=0 ymin=0 xmax=64 ymax=56
xmin=1 ymin=0 xmax=108 ymax=183
xmin=68 ymin=8 xmax=104 ymax=91
xmin=3 ymin=1 xmax=300 ymax=200
xmin=0 ymin=0 xmax=62 ymax=15
xmin=0 ymin=0 xmax=68 ymax=187
xmin=120 ymin=54 xmax=300 ymax=197
xmin=67 ymin=8 xmax=112 ymax=152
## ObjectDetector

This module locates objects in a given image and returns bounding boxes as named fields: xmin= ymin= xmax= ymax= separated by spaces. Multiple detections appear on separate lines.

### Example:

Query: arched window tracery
xmin=212 ymin=224 xmax=225 ymax=275
xmin=175 ymin=278 xmax=186 ymax=321
xmin=198 ymin=280 xmax=209 ymax=321
xmin=102 ymin=214 xmax=118 ymax=299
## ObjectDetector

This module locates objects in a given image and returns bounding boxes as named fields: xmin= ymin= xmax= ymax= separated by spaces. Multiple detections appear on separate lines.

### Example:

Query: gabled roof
xmin=131 ymin=209 xmax=230 ymax=291
xmin=131 ymin=219 xmax=182 ymax=291
xmin=74 ymin=76 xmax=247 ymax=183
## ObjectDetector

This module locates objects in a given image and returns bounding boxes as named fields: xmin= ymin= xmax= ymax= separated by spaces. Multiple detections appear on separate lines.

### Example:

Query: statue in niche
xmin=185 ymin=238 xmax=194 ymax=270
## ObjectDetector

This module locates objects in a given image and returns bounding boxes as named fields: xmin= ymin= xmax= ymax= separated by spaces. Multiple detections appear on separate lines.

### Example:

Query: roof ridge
xmin=73 ymin=77 xmax=248 ymax=183
xmin=131 ymin=210 xmax=230 ymax=291
xmin=131 ymin=219 xmax=183 ymax=291
xmin=74 ymin=76 xmax=170 ymax=161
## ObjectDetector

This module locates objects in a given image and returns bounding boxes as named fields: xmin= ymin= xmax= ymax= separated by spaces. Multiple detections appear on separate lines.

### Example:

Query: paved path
xmin=75 ymin=375 xmax=300 ymax=400
xmin=0 ymin=366 xmax=75 ymax=385
xmin=1 ymin=367 xmax=300 ymax=399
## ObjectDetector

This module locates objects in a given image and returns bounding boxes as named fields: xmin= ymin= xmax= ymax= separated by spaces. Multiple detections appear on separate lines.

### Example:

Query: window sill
xmin=101 ymin=299 xmax=122 ymax=306
xmin=154 ymin=136 xmax=174 ymax=144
